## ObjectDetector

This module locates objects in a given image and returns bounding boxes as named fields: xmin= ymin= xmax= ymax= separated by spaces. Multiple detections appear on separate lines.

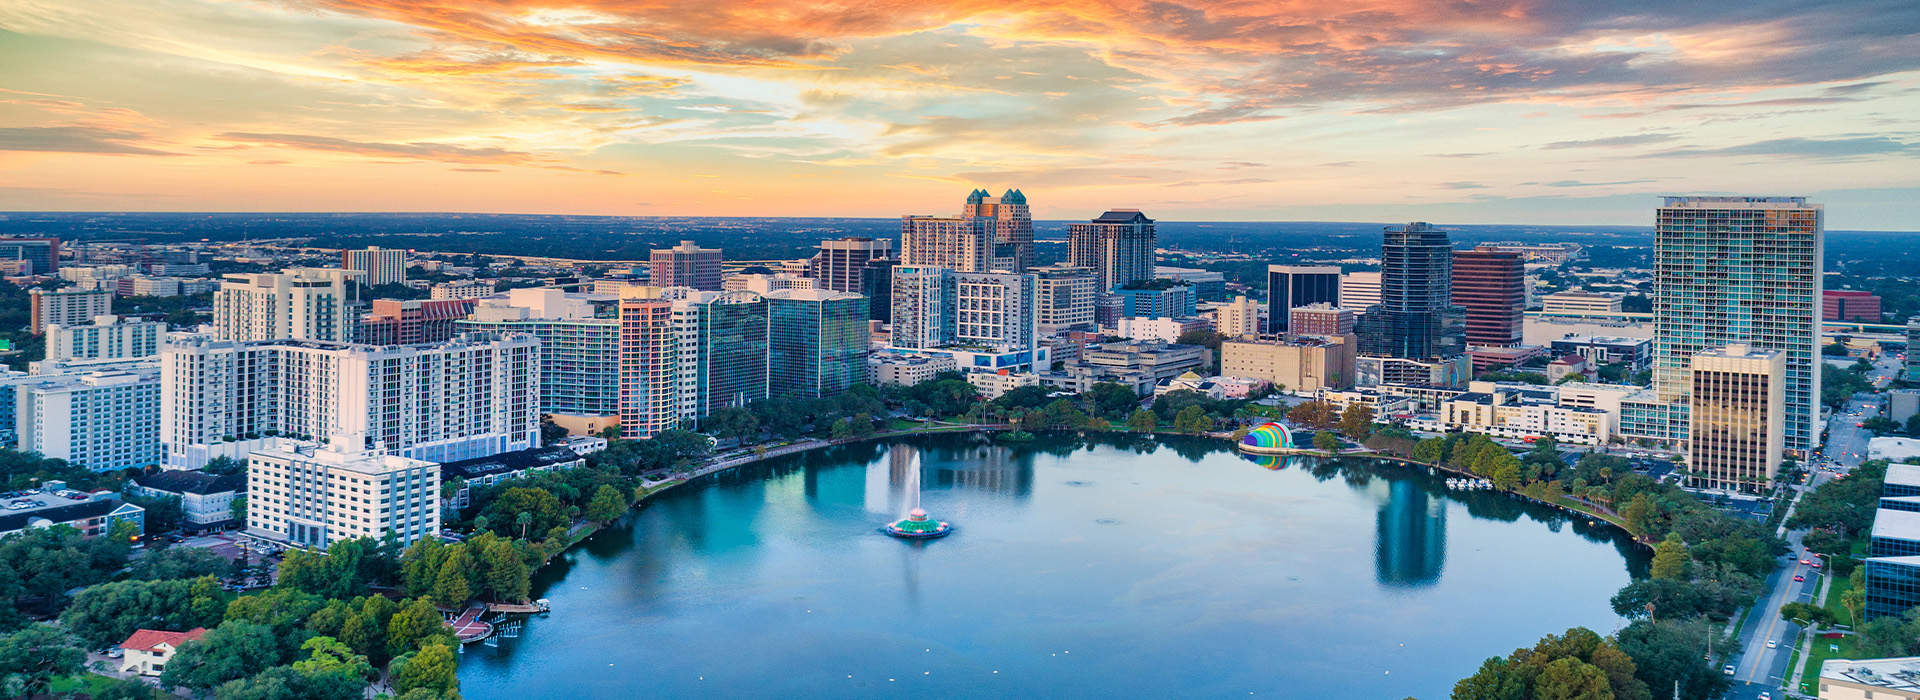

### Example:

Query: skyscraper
xmin=889 ymin=267 xmax=1037 ymax=354
xmin=765 ymin=289 xmax=869 ymax=399
xmin=617 ymin=288 xmax=682 ymax=438
xmin=862 ymin=257 xmax=898 ymax=324
xmin=1688 ymin=345 xmax=1784 ymax=493
xmin=1265 ymin=265 xmax=1340 ymax=334
xmin=213 ymin=268 xmax=360 ymax=342
xmin=675 ymin=291 xmax=770 ymax=417
xmin=963 ymin=188 xmax=1034 ymax=272
xmin=1653 ymin=196 xmax=1822 ymax=452
xmin=1034 ymin=265 xmax=1098 ymax=334
xmin=812 ymin=237 xmax=892 ymax=292
xmin=1451 ymin=249 xmax=1524 ymax=347
xmin=1068 ymin=209 xmax=1156 ymax=291
xmin=900 ymin=189 xmax=1032 ymax=273
xmin=342 ymin=246 xmax=406 ymax=287
xmin=0 ymin=237 xmax=60 ymax=275
xmin=649 ymin=240 xmax=723 ymax=290
xmin=1359 ymin=223 xmax=1461 ymax=360
xmin=460 ymin=289 xmax=622 ymax=422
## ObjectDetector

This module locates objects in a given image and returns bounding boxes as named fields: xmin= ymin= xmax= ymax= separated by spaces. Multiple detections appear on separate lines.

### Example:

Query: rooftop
xmin=1873 ymin=507 xmax=1920 ymax=542
xmin=1886 ymin=463 xmax=1920 ymax=490
xmin=1821 ymin=655 xmax=1920 ymax=693
xmin=133 ymin=470 xmax=245 ymax=496
xmin=121 ymin=628 xmax=209 ymax=652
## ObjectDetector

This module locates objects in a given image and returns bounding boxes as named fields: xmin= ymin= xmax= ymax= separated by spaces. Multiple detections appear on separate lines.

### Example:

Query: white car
xmin=1766 ymin=639 xmax=1778 ymax=649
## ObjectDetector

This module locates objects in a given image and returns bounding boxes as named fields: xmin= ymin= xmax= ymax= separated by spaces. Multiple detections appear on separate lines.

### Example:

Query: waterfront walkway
xmin=447 ymin=605 xmax=493 ymax=643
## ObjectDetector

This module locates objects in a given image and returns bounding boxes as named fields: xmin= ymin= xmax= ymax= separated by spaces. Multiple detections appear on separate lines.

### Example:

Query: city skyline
xmin=1 ymin=2 xmax=1917 ymax=228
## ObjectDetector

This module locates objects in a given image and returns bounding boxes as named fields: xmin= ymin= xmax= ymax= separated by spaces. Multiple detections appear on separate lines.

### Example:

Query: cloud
xmin=1542 ymin=134 xmax=1680 ymax=149
xmin=1163 ymin=178 xmax=1275 ymax=187
xmin=1647 ymin=136 xmax=1917 ymax=160
xmin=214 ymin=132 xmax=556 ymax=166
xmin=0 ymin=126 xmax=176 ymax=156
xmin=1531 ymin=179 xmax=1661 ymax=187
xmin=1439 ymin=182 xmax=1490 ymax=190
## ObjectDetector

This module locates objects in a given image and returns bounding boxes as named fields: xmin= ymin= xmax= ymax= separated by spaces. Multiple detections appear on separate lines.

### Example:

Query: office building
xmin=1068 ymin=209 xmax=1156 ymax=291
xmin=1541 ymin=290 xmax=1623 ymax=314
xmin=1439 ymin=384 xmax=1611 ymax=445
xmin=117 ymin=276 xmax=184 ymax=297
xmin=1653 ymin=196 xmax=1822 ymax=453
xmin=1039 ymin=341 xmax=1207 ymax=395
xmin=1359 ymin=223 xmax=1461 ymax=360
xmin=160 ymin=333 xmax=541 ymax=468
xmin=765 ymin=289 xmax=868 ymax=400
xmin=16 ymin=369 xmax=162 ymax=472
xmin=29 ymin=289 xmax=112 ymax=335
xmin=1826 ymin=290 xmax=1883 ymax=322
xmin=1034 ymin=266 xmax=1098 ymax=334
xmin=460 ymin=289 xmax=621 ymax=425
xmin=1114 ymin=280 xmax=1197 ymax=319
xmin=0 ymin=237 xmax=59 ymax=275
xmin=342 ymin=246 xmax=406 ymax=287
xmin=900 ymin=189 xmax=1032 ymax=273
xmin=130 ymin=470 xmax=245 ymax=533
xmin=1355 ymin=354 xmax=1471 ymax=387
xmin=1220 ymin=336 xmax=1356 ymax=392
xmin=1816 ymin=655 xmax=1920 ymax=698
xmin=723 ymin=273 xmax=816 ymax=293
xmin=811 ymin=238 xmax=892 ymax=293
xmin=46 ymin=315 xmax=162 ymax=363
xmin=1452 ymin=249 xmax=1524 ymax=347
xmin=1154 ymin=266 xmax=1227 ymax=301
xmin=1687 ymin=345 xmax=1785 ymax=493
xmin=1266 ymin=266 xmax=1340 ymax=334
xmin=963 ymin=188 xmax=1034 ymax=272
xmin=868 ymin=351 xmax=959 ymax=386
xmin=1548 ymin=335 xmax=1652 ymax=368
xmin=1115 ymin=316 xmax=1209 ymax=344
xmin=358 ymin=298 xmax=477 ymax=346
xmin=861 ymin=258 xmax=898 ymax=324
xmin=246 ymin=441 xmax=440 ymax=548
xmin=1861 ymin=464 xmax=1920 ymax=622
xmin=213 ymin=268 xmax=360 ymax=342
xmin=1340 ymin=271 xmax=1382 ymax=314
xmin=1472 ymin=242 xmax=1583 ymax=264
xmin=1212 ymin=295 xmax=1261 ymax=339
xmin=431 ymin=280 xmax=495 ymax=300
xmin=1289 ymin=304 xmax=1354 ymax=336
xmin=650 ymin=240 xmax=723 ymax=290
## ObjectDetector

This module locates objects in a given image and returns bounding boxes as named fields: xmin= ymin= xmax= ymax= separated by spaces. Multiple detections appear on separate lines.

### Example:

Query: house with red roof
xmin=119 ymin=628 xmax=207 ymax=676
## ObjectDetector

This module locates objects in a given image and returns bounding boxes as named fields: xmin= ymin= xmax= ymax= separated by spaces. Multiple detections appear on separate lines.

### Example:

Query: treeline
xmin=877 ymin=371 xmax=1282 ymax=437
xmin=1451 ymin=625 xmax=1729 ymax=700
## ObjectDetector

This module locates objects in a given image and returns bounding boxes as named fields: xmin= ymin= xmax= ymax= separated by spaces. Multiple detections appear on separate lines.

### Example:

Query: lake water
xmin=458 ymin=433 xmax=1647 ymax=699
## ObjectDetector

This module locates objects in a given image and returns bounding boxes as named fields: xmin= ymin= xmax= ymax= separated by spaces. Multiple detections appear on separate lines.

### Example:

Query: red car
xmin=1799 ymin=559 xmax=1810 ymax=565
xmin=1793 ymin=575 xmax=1805 ymax=582
xmin=1812 ymin=561 xmax=1823 ymax=569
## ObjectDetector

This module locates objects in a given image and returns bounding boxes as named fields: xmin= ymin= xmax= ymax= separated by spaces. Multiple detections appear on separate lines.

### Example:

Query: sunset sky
xmin=1 ymin=0 xmax=1917 ymax=227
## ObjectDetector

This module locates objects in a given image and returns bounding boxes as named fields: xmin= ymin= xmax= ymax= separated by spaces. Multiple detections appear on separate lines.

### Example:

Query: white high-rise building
xmin=160 ymin=333 xmax=540 ymax=468
xmin=46 ymin=315 xmax=163 ymax=363
xmin=30 ymin=288 xmax=113 ymax=335
xmin=1034 ymin=265 xmax=1097 ymax=334
xmin=16 ymin=368 xmax=162 ymax=472
xmin=213 ymin=268 xmax=361 ymax=342
xmin=889 ymin=266 xmax=1037 ymax=353
xmin=342 ymin=247 xmax=406 ymax=287
xmin=890 ymin=267 xmax=956 ymax=350
xmin=246 ymin=440 xmax=440 ymax=548
xmin=1339 ymin=271 xmax=1382 ymax=314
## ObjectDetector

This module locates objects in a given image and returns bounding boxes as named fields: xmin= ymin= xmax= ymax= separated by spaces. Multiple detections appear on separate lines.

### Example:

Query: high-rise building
xmin=1068 ymin=209 xmax=1156 ymax=292
xmin=342 ymin=247 xmax=406 ymax=287
xmin=1824 ymin=290 xmax=1882 ymax=322
xmin=1340 ymin=272 xmax=1382 ymax=313
xmin=888 ymin=267 xmax=1037 ymax=353
xmin=1034 ymin=265 xmax=1098 ymax=334
xmin=1908 ymin=317 xmax=1920 ymax=382
xmin=29 ymin=288 xmax=112 ymax=334
xmin=889 ymin=267 xmax=955 ymax=350
xmin=898 ymin=189 xmax=1033 ymax=273
xmin=617 ymin=288 xmax=682 ymax=438
xmin=963 ymin=189 xmax=1033 ymax=272
xmin=1213 ymin=295 xmax=1261 ymax=339
xmin=1155 ymin=267 xmax=1227 ymax=301
xmin=1653 ymin=196 xmax=1822 ymax=452
xmin=1452 ymin=249 xmax=1524 ymax=347
xmin=16 ymin=368 xmax=162 ymax=472
xmin=649 ymin=240 xmax=723 ymax=290
xmin=1359 ymin=223 xmax=1460 ymax=360
xmin=675 ymin=290 xmax=770 ymax=417
xmin=160 ymin=333 xmax=540 ymax=468
xmin=0 ymin=237 xmax=59 ymax=275
xmin=460 ymin=289 xmax=621 ymax=423
xmin=1688 ymin=345 xmax=1784 ymax=493
xmin=1289 ymin=303 xmax=1354 ymax=336
xmin=213 ymin=268 xmax=361 ymax=342
xmin=766 ymin=289 xmax=869 ymax=399
xmin=246 ymin=441 xmax=440 ymax=548
xmin=811 ymin=238 xmax=893 ymax=293
xmin=1113 ymin=280 xmax=1197 ymax=319
xmin=1266 ymin=265 xmax=1340 ymax=334
xmin=861 ymin=258 xmax=898 ymax=324
xmin=358 ymin=298 xmax=477 ymax=346
xmin=46 ymin=315 xmax=162 ymax=362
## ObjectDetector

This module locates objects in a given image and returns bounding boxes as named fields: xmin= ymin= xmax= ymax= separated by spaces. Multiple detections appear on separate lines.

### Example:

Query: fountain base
xmin=882 ymin=508 xmax=953 ymax=539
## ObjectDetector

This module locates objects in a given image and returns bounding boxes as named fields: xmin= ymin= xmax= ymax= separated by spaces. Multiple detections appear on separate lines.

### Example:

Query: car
xmin=1812 ymin=560 xmax=1823 ymax=569
xmin=1794 ymin=574 xmax=1805 ymax=582
xmin=1723 ymin=664 xmax=1736 ymax=676
xmin=107 ymin=648 xmax=123 ymax=658
xmin=1767 ymin=639 xmax=1778 ymax=649
xmin=1800 ymin=559 xmax=1810 ymax=565
xmin=1759 ymin=693 xmax=1771 ymax=700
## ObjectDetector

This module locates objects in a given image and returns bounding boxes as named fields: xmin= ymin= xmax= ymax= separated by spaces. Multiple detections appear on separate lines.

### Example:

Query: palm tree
xmin=516 ymin=511 xmax=533 ymax=539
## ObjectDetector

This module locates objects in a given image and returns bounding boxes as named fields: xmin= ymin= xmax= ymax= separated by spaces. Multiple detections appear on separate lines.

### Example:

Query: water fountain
xmin=882 ymin=448 xmax=952 ymax=539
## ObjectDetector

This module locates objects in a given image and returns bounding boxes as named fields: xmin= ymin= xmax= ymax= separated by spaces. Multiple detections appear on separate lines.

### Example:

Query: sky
xmin=1 ymin=0 xmax=1917 ymax=228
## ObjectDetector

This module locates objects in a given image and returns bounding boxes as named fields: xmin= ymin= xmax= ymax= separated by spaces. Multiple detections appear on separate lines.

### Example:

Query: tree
xmin=131 ymin=545 xmax=236 ymax=581
xmin=1451 ymin=628 xmax=1648 ymax=700
xmin=431 ymin=548 xmax=474 ymax=607
xmin=161 ymin=621 xmax=288 ymax=690
xmin=1337 ymin=404 xmax=1375 ymax=441
xmin=1126 ymin=409 xmax=1158 ymax=433
xmin=1650 ymin=534 xmax=1690 ymax=580
xmin=1614 ymin=619 xmax=1728 ymax=700
xmin=0 ymin=625 xmax=84 ymax=699
xmin=61 ymin=576 xmax=229 ymax=649
xmin=393 ymin=642 xmax=459 ymax=696
xmin=1619 ymin=494 xmax=1655 ymax=540
xmin=1313 ymin=431 xmax=1340 ymax=452
xmin=585 ymin=485 xmax=628 ymax=523
xmin=474 ymin=537 xmax=530 ymax=603
xmin=399 ymin=538 xmax=447 ymax=599
xmin=231 ymin=496 xmax=248 ymax=526
xmin=126 ymin=493 xmax=186 ymax=534
xmin=482 ymin=487 xmax=567 ymax=539
xmin=201 ymin=456 xmax=246 ymax=476
xmin=1085 ymin=383 xmax=1141 ymax=422
xmin=703 ymin=406 xmax=761 ymax=445
xmin=384 ymin=598 xmax=448 ymax=660
xmin=1030 ymin=399 xmax=1089 ymax=431
xmin=1172 ymin=405 xmax=1213 ymax=434
xmin=290 ymin=636 xmax=374 ymax=681
xmin=1287 ymin=400 xmax=1337 ymax=429
xmin=1412 ymin=437 xmax=1446 ymax=464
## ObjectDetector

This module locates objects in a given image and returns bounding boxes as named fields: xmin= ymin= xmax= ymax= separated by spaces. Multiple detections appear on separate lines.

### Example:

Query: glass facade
xmin=1265 ymin=266 xmax=1340 ymax=335
xmin=1360 ymin=223 xmax=1461 ymax=360
xmin=684 ymin=292 xmax=770 ymax=415
xmin=1865 ymin=558 xmax=1920 ymax=621
xmin=768 ymin=293 xmax=869 ymax=399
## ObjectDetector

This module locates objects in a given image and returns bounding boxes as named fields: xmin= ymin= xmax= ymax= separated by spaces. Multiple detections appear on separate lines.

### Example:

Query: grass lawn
xmin=1795 ymin=632 xmax=1864 ymax=697
xmin=1823 ymin=573 xmax=1857 ymax=629
xmin=50 ymin=673 xmax=127 ymax=696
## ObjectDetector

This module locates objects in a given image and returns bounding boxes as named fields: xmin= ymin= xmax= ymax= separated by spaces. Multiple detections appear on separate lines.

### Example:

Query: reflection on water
xmin=1376 ymin=478 xmax=1446 ymax=588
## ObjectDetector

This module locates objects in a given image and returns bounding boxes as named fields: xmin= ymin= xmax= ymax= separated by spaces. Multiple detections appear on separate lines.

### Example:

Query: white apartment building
xmin=1212 ymin=295 xmax=1260 ymax=339
xmin=16 ymin=368 xmax=163 ymax=471
xmin=161 ymin=333 xmax=541 ymax=468
xmin=213 ymin=268 xmax=360 ymax=342
xmin=966 ymin=370 xmax=1039 ymax=400
xmin=119 ymin=276 xmax=181 ymax=297
xmin=1116 ymin=316 xmax=1209 ymax=344
xmin=868 ymin=351 xmax=958 ymax=386
xmin=246 ymin=441 xmax=440 ymax=548
xmin=343 ymin=247 xmax=406 ymax=287
xmin=1440 ymin=386 xmax=1611 ymax=445
xmin=1339 ymin=271 xmax=1382 ymax=313
xmin=431 ymin=279 xmax=495 ymax=300
xmin=30 ymin=289 xmax=113 ymax=334
xmin=46 ymin=315 xmax=162 ymax=363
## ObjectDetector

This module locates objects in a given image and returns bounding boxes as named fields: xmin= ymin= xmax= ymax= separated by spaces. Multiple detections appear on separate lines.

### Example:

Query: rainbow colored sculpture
xmin=1238 ymin=422 xmax=1310 ymax=455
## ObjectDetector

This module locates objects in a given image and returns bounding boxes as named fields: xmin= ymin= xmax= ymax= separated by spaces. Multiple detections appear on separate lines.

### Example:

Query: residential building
xmin=1359 ymin=223 xmax=1461 ymax=360
xmin=439 ymin=445 xmax=586 ymax=510
xmin=1541 ymin=290 xmax=1622 ymax=314
xmin=1687 ymin=345 xmax=1785 ymax=493
xmin=1340 ymin=271 xmax=1382 ymax=314
xmin=116 ymin=276 xmax=181 ymax=297
xmin=901 ymin=214 xmax=993 ymax=273
xmin=29 ymin=288 xmax=112 ymax=334
xmin=0 ymin=237 xmax=59 ymax=275
xmin=1115 ymin=316 xmax=1209 ymax=344
xmin=459 ymin=289 xmax=621 ymax=424
xmin=45 ymin=315 xmax=162 ymax=363
xmin=130 ymin=470 xmax=245 ymax=532
xmin=1154 ymin=266 xmax=1226 ymax=301
xmin=1472 ymin=242 xmax=1584 ymax=264
xmin=1289 ymin=303 xmax=1354 ymax=336
xmin=673 ymin=290 xmax=770 ymax=418
xmin=868 ymin=351 xmax=958 ymax=386
xmin=343 ymin=246 xmax=406 ymax=287
xmin=431 ymin=280 xmax=495 ymax=300
xmin=966 ymin=369 xmax=1040 ymax=400
xmin=1653 ymin=196 xmax=1822 ymax=453
xmin=1212 ymin=295 xmax=1261 ymax=339
xmin=1219 ymin=335 xmax=1357 ymax=392
xmin=889 ymin=266 xmax=954 ymax=350
xmin=1548 ymin=335 xmax=1652 ymax=368
xmin=1452 ymin=249 xmax=1525 ymax=347
xmin=1826 ymin=289 xmax=1883 ymax=322
xmin=16 ymin=369 xmax=162 ymax=472
xmin=120 ymin=628 xmax=208 ymax=676
xmin=1041 ymin=341 xmax=1207 ymax=395
xmin=1266 ymin=266 xmax=1340 ymax=334
xmin=765 ymin=289 xmax=868 ymax=399
xmin=0 ymin=484 xmax=144 ymax=538
xmin=811 ymin=237 xmax=892 ymax=293
xmin=1440 ymin=386 xmax=1610 ymax=445
xmin=1113 ymin=280 xmax=1196 ymax=319
xmin=1034 ymin=265 xmax=1098 ymax=334
xmin=159 ymin=333 xmax=541 ymax=468
xmin=650 ymin=240 xmax=723 ymax=290
xmin=616 ymin=287 xmax=682 ymax=437
xmin=213 ymin=268 xmax=360 ymax=342
xmin=358 ymin=298 xmax=478 ymax=346
xmin=889 ymin=267 xmax=1038 ymax=356
xmin=1068 ymin=209 xmax=1156 ymax=290
xmin=245 ymin=441 xmax=441 ymax=548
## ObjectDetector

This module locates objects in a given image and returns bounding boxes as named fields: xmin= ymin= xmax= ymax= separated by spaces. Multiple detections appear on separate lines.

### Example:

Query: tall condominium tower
xmin=1451 ymin=249 xmax=1524 ymax=347
xmin=1653 ymin=196 xmax=1822 ymax=452
xmin=649 ymin=240 xmax=723 ymax=290
xmin=460 ymin=289 xmax=622 ymax=421
xmin=617 ymin=288 xmax=682 ymax=438
xmin=342 ymin=246 xmax=405 ymax=287
xmin=1068 ymin=209 xmax=1156 ymax=291
xmin=675 ymin=290 xmax=771 ymax=417
xmin=29 ymin=289 xmax=113 ymax=335
xmin=1359 ymin=223 xmax=1461 ymax=360
xmin=1265 ymin=265 xmax=1340 ymax=335
xmin=213 ymin=268 xmax=361 ymax=342
xmin=812 ymin=237 xmax=893 ymax=292
xmin=889 ymin=267 xmax=1037 ymax=354
xmin=1688 ymin=345 xmax=1784 ymax=493
xmin=765 ymin=289 xmax=869 ymax=400
xmin=900 ymin=189 xmax=1033 ymax=273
